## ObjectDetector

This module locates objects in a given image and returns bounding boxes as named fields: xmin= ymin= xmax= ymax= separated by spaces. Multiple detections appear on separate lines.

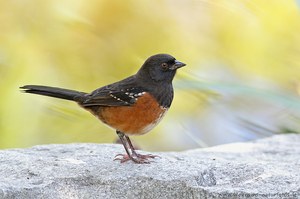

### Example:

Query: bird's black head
xmin=136 ymin=54 xmax=186 ymax=84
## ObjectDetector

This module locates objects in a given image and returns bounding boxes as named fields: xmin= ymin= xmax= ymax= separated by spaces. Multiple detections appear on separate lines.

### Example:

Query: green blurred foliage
xmin=0 ymin=0 xmax=300 ymax=150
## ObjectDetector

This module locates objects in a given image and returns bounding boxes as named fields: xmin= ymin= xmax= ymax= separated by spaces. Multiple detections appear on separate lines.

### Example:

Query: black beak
xmin=170 ymin=60 xmax=186 ymax=70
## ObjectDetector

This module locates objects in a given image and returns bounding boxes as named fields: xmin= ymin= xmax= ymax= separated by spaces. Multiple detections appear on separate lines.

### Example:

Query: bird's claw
xmin=113 ymin=153 xmax=158 ymax=164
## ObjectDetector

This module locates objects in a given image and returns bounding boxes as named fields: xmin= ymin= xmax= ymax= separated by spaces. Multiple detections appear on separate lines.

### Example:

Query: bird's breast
xmin=96 ymin=92 xmax=168 ymax=135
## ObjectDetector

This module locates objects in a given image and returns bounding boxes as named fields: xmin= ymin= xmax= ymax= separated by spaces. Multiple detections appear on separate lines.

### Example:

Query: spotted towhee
xmin=20 ymin=54 xmax=186 ymax=164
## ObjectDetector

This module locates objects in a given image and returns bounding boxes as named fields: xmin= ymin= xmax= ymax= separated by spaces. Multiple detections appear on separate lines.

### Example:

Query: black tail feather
xmin=20 ymin=85 xmax=86 ymax=101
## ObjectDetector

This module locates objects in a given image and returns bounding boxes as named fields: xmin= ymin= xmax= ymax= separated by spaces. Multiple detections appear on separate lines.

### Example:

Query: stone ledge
xmin=0 ymin=134 xmax=299 ymax=199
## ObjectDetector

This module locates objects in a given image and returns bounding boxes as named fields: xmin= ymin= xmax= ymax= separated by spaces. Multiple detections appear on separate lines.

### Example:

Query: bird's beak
xmin=170 ymin=60 xmax=186 ymax=70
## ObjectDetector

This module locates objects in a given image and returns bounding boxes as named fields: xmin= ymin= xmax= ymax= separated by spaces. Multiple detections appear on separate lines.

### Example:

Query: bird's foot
xmin=114 ymin=153 xmax=158 ymax=164
xmin=134 ymin=153 xmax=159 ymax=160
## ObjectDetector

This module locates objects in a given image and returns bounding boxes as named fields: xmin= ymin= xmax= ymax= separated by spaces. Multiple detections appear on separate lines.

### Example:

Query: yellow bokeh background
xmin=1 ymin=0 xmax=300 ymax=150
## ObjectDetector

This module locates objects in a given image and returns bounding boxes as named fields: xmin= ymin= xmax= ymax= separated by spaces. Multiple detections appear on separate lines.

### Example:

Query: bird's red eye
xmin=161 ymin=63 xmax=168 ymax=70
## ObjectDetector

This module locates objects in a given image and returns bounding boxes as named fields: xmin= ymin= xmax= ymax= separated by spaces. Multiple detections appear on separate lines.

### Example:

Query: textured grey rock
xmin=0 ymin=134 xmax=299 ymax=199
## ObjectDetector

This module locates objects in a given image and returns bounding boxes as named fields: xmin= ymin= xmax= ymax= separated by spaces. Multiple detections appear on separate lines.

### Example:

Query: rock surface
xmin=0 ymin=134 xmax=299 ymax=199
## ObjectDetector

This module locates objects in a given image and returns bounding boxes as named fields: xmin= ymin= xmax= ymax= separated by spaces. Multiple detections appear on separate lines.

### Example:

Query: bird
xmin=20 ymin=54 xmax=186 ymax=164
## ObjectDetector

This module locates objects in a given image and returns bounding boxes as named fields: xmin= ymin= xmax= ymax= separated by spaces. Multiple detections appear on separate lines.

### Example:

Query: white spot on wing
xmin=125 ymin=91 xmax=146 ymax=101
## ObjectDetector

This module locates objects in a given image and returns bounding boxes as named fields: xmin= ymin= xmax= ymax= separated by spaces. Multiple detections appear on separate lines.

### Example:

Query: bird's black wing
xmin=79 ymin=76 xmax=146 ymax=107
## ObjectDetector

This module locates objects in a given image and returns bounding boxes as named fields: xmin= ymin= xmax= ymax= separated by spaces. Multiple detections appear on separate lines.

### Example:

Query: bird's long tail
xmin=20 ymin=85 xmax=86 ymax=102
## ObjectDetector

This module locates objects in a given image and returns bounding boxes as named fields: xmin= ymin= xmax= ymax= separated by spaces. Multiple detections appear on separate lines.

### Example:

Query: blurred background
xmin=1 ymin=0 xmax=300 ymax=151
